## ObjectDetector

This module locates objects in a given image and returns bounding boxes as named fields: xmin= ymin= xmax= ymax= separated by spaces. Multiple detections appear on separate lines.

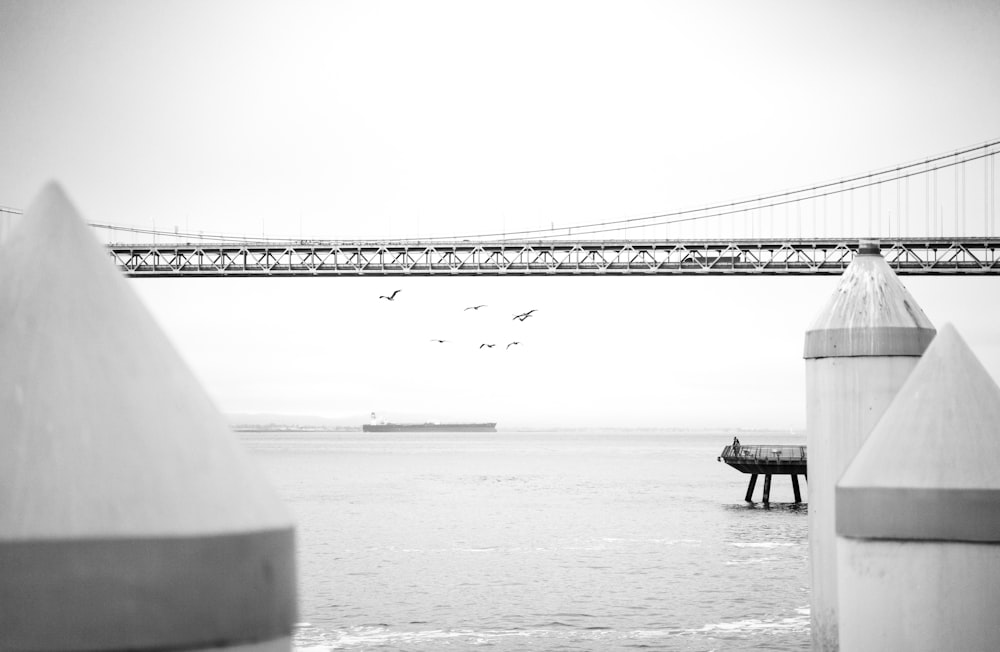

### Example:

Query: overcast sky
xmin=1 ymin=0 xmax=999 ymax=428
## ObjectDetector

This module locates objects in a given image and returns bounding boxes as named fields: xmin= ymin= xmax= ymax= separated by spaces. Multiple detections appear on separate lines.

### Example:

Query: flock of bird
xmin=378 ymin=289 xmax=535 ymax=350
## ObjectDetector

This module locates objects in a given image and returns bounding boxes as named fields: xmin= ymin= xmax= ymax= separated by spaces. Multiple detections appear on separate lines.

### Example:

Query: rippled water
xmin=243 ymin=430 xmax=809 ymax=651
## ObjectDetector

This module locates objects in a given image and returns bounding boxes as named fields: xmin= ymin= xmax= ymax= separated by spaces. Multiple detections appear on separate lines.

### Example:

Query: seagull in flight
xmin=506 ymin=341 xmax=521 ymax=350
xmin=479 ymin=343 xmax=496 ymax=349
xmin=379 ymin=289 xmax=402 ymax=301
xmin=513 ymin=309 xmax=536 ymax=321
xmin=430 ymin=339 xmax=449 ymax=344
xmin=464 ymin=304 xmax=487 ymax=311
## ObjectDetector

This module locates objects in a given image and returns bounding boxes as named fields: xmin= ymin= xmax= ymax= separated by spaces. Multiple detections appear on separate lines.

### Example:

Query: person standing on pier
xmin=733 ymin=436 xmax=741 ymax=454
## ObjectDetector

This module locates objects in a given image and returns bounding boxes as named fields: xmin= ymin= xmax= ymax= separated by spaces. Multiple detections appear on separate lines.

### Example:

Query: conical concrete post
xmin=836 ymin=324 xmax=1000 ymax=651
xmin=0 ymin=184 xmax=296 ymax=650
xmin=804 ymin=240 xmax=935 ymax=651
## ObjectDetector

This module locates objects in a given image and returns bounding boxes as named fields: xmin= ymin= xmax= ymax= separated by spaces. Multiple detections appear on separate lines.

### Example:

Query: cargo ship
xmin=363 ymin=412 xmax=496 ymax=433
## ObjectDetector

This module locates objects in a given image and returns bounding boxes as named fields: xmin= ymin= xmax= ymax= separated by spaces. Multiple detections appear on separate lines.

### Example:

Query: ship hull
xmin=362 ymin=423 xmax=496 ymax=433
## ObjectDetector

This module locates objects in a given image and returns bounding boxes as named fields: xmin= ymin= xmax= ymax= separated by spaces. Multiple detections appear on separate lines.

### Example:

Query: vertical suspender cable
xmin=851 ymin=183 xmax=855 ymax=237
xmin=840 ymin=182 xmax=844 ymax=237
xmin=905 ymin=175 xmax=909 ymax=238
xmin=868 ymin=180 xmax=872 ymax=237
xmin=955 ymin=160 xmax=960 ymax=237
xmin=958 ymin=164 xmax=968 ymax=235
xmin=934 ymin=166 xmax=939 ymax=237
xmin=925 ymin=160 xmax=930 ymax=237
xmin=785 ymin=194 xmax=789 ymax=238
xmin=798 ymin=195 xmax=804 ymax=239
xmin=896 ymin=179 xmax=902 ymax=238
xmin=877 ymin=178 xmax=882 ymax=238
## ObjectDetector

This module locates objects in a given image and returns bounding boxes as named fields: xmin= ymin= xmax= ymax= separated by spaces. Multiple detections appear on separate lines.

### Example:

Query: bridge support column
xmin=762 ymin=474 xmax=772 ymax=504
xmin=745 ymin=474 xmax=758 ymax=502
xmin=792 ymin=474 xmax=802 ymax=503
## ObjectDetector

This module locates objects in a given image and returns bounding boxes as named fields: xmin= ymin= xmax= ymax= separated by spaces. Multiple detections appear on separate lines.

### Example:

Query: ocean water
xmin=243 ymin=430 xmax=809 ymax=651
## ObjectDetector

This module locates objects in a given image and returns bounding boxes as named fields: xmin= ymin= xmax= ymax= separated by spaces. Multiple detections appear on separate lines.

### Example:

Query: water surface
xmin=243 ymin=430 xmax=809 ymax=651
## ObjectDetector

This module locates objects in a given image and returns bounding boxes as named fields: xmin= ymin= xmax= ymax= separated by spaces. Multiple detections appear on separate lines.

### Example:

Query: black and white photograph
xmin=1 ymin=1 xmax=999 ymax=650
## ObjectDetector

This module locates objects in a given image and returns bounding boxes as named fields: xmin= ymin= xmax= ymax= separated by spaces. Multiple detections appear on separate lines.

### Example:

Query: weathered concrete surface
xmin=0 ymin=183 xmax=296 ymax=650
xmin=804 ymin=253 xmax=935 ymax=359
xmin=838 ymin=539 xmax=1000 ymax=651
xmin=839 ymin=323 xmax=1000 ymax=494
xmin=804 ymin=251 xmax=934 ymax=651
xmin=837 ymin=325 xmax=1000 ymax=651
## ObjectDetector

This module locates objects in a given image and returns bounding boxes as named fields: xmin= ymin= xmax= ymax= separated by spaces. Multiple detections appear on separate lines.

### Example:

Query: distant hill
xmin=226 ymin=412 xmax=366 ymax=431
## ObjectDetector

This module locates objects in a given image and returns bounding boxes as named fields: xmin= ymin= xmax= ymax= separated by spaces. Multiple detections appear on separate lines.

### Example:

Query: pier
xmin=719 ymin=444 xmax=807 ymax=504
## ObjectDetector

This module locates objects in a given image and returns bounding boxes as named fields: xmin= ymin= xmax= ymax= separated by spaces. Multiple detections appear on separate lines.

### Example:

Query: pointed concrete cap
xmin=0 ymin=183 xmax=295 ymax=650
xmin=804 ymin=250 xmax=935 ymax=358
xmin=836 ymin=324 xmax=1000 ymax=542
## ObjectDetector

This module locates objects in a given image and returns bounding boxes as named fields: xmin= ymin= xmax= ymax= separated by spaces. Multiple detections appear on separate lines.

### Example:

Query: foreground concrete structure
xmin=0 ymin=184 xmax=296 ymax=650
xmin=804 ymin=240 xmax=935 ymax=651
xmin=837 ymin=324 xmax=1000 ymax=651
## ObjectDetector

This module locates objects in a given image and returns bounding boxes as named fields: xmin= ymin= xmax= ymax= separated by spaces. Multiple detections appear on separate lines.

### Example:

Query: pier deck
xmin=719 ymin=444 xmax=807 ymax=504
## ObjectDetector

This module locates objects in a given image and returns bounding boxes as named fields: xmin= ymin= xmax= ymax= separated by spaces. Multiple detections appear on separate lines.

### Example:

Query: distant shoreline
xmin=232 ymin=425 xmax=362 ymax=433
xmin=233 ymin=425 xmax=804 ymax=435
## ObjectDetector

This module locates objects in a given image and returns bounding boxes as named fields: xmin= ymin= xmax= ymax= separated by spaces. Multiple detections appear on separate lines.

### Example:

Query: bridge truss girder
xmin=107 ymin=238 xmax=1000 ymax=277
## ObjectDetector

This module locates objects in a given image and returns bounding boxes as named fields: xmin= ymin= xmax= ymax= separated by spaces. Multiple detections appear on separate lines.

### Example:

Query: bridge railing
xmin=721 ymin=444 xmax=807 ymax=464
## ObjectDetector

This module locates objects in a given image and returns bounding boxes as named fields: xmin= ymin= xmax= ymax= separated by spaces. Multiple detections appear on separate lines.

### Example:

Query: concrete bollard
xmin=0 ymin=183 xmax=296 ymax=651
xmin=836 ymin=324 xmax=1000 ymax=651
xmin=804 ymin=239 xmax=935 ymax=651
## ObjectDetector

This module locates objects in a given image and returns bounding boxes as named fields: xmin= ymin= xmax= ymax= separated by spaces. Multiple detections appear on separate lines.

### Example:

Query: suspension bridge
xmin=2 ymin=139 xmax=999 ymax=277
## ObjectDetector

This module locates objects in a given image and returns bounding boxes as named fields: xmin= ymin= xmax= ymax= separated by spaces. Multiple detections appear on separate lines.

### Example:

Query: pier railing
xmin=721 ymin=444 xmax=807 ymax=465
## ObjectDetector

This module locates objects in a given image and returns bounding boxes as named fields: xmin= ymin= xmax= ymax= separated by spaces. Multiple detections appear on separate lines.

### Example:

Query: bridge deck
xmin=106 ymin=238 xmax=1000 ymax=277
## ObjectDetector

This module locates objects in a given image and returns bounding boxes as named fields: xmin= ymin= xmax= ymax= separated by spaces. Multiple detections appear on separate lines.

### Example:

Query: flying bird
xmin=506 ymin=341 xmax=521 ymax=350
xmin=464 ymin=304 xmax=487 ymax=311
xmin=513 ymin=309 xmax=537 ymax=321
xmin=479 ymin=343 xmax=496 ymax=349
xmin=379 ymin=289 xmax=402 ymax=301
xmin=430 ymin=339 xmax=449 ymax=344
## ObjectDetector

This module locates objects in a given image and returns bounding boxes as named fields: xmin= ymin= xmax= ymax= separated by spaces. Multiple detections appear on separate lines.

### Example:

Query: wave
xmin=601 ymin=537 xmax=701 ymax=545
xmin=683 ymin=609 xmax=810 ymax=635
xmin=723 ymin=556 xmax=781 ymax=566
xmin=293 ymin=609 xmax=811 ymax=650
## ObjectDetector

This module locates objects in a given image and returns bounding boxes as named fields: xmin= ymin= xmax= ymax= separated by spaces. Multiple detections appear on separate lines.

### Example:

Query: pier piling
xmin=804 ymin=238 xmax=935 ymax=651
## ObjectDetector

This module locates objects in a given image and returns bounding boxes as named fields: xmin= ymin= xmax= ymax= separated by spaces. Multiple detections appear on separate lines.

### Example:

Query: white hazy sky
xmin=1 ymin=0 xmax=999 ymax=428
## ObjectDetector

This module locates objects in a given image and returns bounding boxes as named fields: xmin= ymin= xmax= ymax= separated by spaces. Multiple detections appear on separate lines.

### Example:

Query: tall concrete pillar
xmin=804 ymin=240 xmax=935 ymax=651
xmin=837 ymin=324 xmax=1000 ymax=651
xmin=0 ymin=183 xmax=296 ymax=650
